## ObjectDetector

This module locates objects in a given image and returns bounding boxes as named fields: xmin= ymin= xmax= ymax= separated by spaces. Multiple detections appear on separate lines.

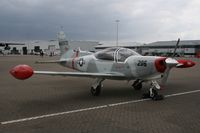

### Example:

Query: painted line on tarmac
xmin=1 ymin=89 xmax=200 ymax=125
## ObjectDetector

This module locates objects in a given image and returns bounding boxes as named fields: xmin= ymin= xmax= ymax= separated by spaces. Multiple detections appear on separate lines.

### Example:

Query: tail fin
xmin=57 ymin=31 xmax=75 ymax=59
xmin=57 ymin=31 xmax=93 ymax=59
xmin=57 ymin=31 xmax=69 ymax=55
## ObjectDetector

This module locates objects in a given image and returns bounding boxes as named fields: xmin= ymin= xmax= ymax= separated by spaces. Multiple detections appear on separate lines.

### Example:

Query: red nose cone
xmin=177 ymin=59 xmax=196 ymax=68
xmin=10 ymin=65 xmax=33 ymax=80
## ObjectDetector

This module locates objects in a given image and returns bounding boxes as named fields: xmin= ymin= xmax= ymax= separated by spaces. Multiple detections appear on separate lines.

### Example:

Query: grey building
xmin=95 ymin=40 xmax=200 ymax=57
xmin=0 ymin=40 xmax=99 ymax=55
xmin=142 ymin=40 xmax=200 ymax=57
xmin=95 ymin=42 xmax=143 ymax=54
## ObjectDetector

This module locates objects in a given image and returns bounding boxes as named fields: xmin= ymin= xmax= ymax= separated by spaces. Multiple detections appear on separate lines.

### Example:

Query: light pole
xmin=115 ymin=20 xmax=120 ymax=47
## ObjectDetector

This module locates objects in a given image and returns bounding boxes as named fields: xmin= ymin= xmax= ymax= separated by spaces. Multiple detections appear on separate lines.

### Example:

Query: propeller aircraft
xmin=10 ymin=31 xmax=196 ymax=100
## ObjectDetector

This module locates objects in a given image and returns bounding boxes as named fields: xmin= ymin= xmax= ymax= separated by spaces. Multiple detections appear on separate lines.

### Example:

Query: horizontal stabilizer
xmin=35 ymin=60 xmax=65 ymax=64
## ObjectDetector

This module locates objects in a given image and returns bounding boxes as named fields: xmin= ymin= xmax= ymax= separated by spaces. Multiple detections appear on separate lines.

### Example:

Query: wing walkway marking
xmin=1 ymin=89 xmax=200 ymax=125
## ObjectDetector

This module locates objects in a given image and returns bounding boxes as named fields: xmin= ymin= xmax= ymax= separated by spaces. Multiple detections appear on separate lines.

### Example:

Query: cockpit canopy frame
xmin=95 ymin=47 xmax=140 ymax=62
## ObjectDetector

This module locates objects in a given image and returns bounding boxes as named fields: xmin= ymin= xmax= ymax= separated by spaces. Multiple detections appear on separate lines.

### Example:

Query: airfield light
xmin=115 ymin=20 xmax=120 ymax=47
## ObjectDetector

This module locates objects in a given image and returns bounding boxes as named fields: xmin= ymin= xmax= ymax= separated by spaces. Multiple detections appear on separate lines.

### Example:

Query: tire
xmin=151 ymin=88 xmax=164 ymax=100
xmin=151 ymin=88 xmax=158 ymax=96
xmin=133 ymin=83 xmax=142 ymax=90
xmin=142 ymin=92 xmax=150 ymax=99
xmin=91 ymin=85 xmax=101 ymax=96
xmin=152 ymin=94 xmax=164 ymax=101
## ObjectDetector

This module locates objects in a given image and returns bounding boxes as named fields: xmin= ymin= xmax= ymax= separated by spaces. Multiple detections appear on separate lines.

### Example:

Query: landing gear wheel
xmin=132 ymin=80 xmax=143 ymax=90
xmin=150 ymin=88 xmax=164 ymax=101
xmin=142 ymin=88 xmax=164 ymax=100
xmin=91 ymin=85 xmax=101 ymax=96
xmin=152 ymin=94 xmax=164 ymax=101
xmin=133 ymin=83 xmax=142 ymax=90
xmin=142 ymin=92 xmax=150 ymax=99
xmin=150 ymin=88 xmax=158 ymax=97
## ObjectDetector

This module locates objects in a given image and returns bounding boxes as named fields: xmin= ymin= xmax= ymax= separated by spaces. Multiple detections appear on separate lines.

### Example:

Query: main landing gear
xmin=132 ymin=79 xmax=143 ymax=90
xmin=91 ymin=78 xmax=104 ymax=96
xmin=90 ymin=78 xmax=164 ymax=100
xmin=142 ymin=81 xmax=164 ymax=100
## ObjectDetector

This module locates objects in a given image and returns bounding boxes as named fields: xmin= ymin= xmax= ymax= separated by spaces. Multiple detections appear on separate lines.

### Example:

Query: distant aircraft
xmin=10 ymin=31 xmax=196 ymax=100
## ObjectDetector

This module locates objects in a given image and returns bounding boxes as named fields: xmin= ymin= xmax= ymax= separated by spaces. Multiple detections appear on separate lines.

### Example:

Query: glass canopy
xmin=95 ymin=47 xmax=140 ymax=62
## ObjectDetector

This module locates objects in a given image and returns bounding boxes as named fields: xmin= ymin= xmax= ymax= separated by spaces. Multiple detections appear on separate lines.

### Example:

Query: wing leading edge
xmin=34 ymin=71 xmax=125 ymax=79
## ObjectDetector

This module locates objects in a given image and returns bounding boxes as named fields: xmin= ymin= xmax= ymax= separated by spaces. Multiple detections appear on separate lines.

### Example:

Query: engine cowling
xmin=10 ymin=65 xmax=33 ymax=80
xmin=154 ymin=57 xmax=167 ymax=73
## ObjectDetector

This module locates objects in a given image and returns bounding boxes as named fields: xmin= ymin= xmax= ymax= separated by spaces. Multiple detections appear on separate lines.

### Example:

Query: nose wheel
xmin=142 ymin=81 xmax=164 ymax=100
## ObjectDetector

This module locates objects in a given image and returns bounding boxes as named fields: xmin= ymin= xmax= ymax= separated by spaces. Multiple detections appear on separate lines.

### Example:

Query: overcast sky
xmin=0 ymin=0 xmax=200 ymax=42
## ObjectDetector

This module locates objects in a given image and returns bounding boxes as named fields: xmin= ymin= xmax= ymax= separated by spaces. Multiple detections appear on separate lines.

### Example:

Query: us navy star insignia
xmin=78 ymin=58 xmax=85 ymax=67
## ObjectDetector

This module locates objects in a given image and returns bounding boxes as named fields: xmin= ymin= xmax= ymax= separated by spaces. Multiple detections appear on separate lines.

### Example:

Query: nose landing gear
xmin=143 ymin=80 xmax=164 ymax=100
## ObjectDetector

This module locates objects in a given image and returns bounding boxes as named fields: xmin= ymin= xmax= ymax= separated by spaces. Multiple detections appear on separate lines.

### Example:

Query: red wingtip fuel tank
xmin=10 ymin=65 xmax=33 ymax=80
xmin=177 ymin=59 xmax=196 ymax=68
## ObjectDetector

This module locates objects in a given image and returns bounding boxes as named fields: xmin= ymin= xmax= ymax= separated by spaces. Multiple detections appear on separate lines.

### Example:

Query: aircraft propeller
xmin=160 ymin=38 xmax=195 ymax=87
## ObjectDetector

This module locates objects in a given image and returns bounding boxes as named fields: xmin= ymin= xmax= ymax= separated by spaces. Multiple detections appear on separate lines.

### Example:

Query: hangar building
xmin=142 ymin=40 xmax=200 ymax=57
xmin=95 ymin=40 xmax=200 ymax=57
xmin=1 ymin=39 xmax=200 ymax=58
xmin=0 ymin=40 xmax=99 ymax=55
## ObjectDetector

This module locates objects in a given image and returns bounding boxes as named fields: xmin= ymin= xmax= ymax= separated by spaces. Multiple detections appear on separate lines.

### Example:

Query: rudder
xmin=57 ymin=31 xmax=69 ymax=55
xmin=57 ymin=31 xmax=74 ymax=59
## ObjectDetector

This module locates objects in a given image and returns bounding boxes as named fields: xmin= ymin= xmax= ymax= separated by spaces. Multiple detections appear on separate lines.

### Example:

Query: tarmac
xmin=0 ymin=55 xmax=200 ymax=133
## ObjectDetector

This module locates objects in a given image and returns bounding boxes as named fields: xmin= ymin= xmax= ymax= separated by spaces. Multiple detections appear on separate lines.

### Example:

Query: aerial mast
xmin=115 ymin=20 xmax=120 ymax=47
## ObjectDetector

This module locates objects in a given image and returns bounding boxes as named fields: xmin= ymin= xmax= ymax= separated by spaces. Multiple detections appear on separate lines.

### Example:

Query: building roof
xmin=95 ymin=42 xmax=143 ymax=49
xmin=94 ymin=40 xmax=200 ymax=50
xmin=147 ymin=40 xmax=200 ymax=47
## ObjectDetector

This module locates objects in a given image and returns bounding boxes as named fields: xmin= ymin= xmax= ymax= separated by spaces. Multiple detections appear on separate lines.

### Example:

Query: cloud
xmin=0 ymin=0 xmax=199 ymax=42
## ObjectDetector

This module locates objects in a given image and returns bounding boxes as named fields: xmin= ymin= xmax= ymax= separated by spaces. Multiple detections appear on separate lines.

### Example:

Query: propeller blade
xmin=172 ymin=38 xmax=180 ymax=57
xmin=160 ymin=58 xmax=178 ymax=87
xmin=160 ymin=67 xmax=170 ymax=86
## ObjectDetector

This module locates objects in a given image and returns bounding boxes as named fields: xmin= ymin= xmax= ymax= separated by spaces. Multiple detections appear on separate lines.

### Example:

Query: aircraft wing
xmin=34 ymin=71 xmax=125 ymax=79
xmin=10 ymin=64 xmax=126 ymax=80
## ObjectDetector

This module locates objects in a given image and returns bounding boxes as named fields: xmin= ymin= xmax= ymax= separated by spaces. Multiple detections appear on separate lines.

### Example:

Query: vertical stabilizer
xmin=57 ymin=31 xmax=76 ymax=59
xmin=57 ymin=31 xmax=91 ymax=59
xmin=57 ymin=31 xmax=69 ymax=56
